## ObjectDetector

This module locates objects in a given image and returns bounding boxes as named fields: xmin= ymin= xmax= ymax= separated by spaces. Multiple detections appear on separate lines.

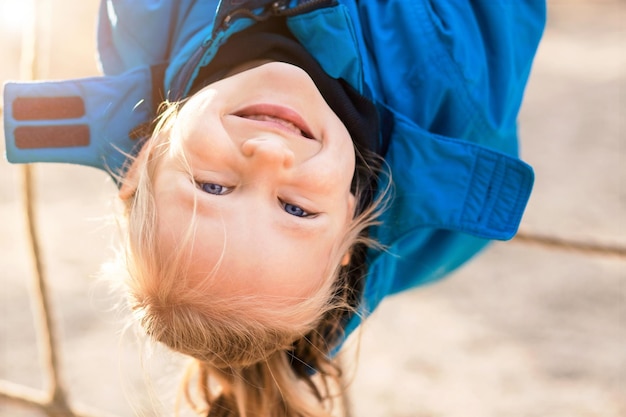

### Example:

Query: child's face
xmin=152 ymin=62 xmax=356 ymax=309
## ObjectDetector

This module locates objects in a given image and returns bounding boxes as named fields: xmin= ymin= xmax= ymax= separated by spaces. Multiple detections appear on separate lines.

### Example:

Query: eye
xmin=283 ymin=202 xmax=310 ymax=218
xmin=198 ymin=182 xmax=231 ymax=195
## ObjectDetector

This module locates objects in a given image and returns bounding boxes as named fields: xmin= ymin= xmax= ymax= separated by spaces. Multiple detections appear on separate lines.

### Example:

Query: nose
xmin=241 ymin=137 xmax=295 ymax=170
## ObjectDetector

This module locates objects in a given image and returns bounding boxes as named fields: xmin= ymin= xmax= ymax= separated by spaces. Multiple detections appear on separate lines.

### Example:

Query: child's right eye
xmin=198 ymin=182 xmax=231 ymax=195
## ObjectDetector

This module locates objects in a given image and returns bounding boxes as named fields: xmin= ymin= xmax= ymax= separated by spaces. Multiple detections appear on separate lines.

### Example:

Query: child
xmin=3 ymin=0 xmax=546 ymax=415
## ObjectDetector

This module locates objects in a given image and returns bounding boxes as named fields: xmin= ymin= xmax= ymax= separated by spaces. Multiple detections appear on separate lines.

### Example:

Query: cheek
xmin=152 ymin=181 xmax=199 ymax=266
xmin=322 ymin=143 xmax=356 ymax=193
xmin=300 ymin=158 xmax=355 ymax=199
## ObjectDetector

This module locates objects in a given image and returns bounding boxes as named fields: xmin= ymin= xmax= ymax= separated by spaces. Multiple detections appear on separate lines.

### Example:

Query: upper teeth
xmin=245 ymin=114 xmax=303 ymax=136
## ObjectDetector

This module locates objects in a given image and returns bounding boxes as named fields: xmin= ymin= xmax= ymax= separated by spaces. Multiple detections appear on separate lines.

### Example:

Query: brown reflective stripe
xmin=13 ymin=96 xmax=85 ymax=121
xmin=15 ymin=125 xmax=90 ymax=149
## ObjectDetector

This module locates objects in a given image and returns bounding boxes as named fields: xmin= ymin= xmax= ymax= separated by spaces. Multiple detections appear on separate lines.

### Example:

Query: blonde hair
xmin=119 ymin=103 xmax=386 ymax=416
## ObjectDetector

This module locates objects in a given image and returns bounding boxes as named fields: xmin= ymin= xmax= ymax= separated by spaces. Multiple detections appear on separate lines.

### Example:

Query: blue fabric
xmin=4 ymin=67 xmax=152 ymax=172
xmin=2 ymin=0 xmax=546 ymax=346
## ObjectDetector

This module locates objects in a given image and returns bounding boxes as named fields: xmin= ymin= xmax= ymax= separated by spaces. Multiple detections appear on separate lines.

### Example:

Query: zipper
xmin=223 ymin=0 xmax=338 ymax=27
xmin=171 ymin=40 xmax=213 ymax=99
xmin=271 ymin=0 xmax=337 ymax=17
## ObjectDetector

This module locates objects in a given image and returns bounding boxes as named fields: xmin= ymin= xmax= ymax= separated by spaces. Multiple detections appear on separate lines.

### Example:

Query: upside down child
xmin=3 ymin=1 xmax=546 ymax=416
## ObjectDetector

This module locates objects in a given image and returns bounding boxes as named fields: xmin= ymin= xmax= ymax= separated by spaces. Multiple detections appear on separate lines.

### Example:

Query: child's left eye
xmin=199 ymin=182 xmax=230 ymax=195
xmin=283 ymin=202 xmax=310 ymax=217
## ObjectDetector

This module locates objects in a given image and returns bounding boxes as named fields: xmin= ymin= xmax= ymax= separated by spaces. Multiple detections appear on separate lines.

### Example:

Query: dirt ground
xmin=0 ymin=1 xmax=624 ymax=416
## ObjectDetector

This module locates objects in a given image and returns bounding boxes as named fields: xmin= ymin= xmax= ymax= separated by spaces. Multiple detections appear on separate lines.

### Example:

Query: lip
xmin=232 ymin=103 xmax=314 ymax=139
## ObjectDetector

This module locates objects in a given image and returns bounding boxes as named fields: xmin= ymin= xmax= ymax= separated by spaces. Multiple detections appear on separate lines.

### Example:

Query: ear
xmin=340 ymin=251 xmax=352 ymax=267
xmin=118 ymin=145 xmax=150 ymax=201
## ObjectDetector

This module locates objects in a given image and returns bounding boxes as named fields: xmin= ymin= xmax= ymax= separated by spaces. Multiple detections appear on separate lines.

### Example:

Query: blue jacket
xmin=3 ymin=0 xmax=546 ymax=342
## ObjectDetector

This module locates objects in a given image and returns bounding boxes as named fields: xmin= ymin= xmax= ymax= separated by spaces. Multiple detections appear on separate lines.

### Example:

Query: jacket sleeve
xmin=426 ymin=0 xmax=547 ymax=136
xmin=341 ymin=0 xmax=546 ymax=333
xmin=358 ymin=0 xmax=546 ymax=153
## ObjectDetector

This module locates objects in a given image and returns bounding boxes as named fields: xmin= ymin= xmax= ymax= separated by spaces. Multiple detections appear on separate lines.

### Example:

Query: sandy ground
xmin=0 ymin=1 xmax=624 ymax=416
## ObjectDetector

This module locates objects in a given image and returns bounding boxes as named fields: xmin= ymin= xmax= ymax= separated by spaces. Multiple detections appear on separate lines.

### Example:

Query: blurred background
xmin=0 ymin=0 xmax=624 ymax=416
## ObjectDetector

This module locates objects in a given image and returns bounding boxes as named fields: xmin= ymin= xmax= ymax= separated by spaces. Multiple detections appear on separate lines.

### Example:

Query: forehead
xmin=184 ymin=211 xmax=340 ymax=300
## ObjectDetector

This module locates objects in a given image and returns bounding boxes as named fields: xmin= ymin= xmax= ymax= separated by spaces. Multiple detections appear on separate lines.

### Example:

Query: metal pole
xmin=19 ymin=0 xmax=72 ymax=414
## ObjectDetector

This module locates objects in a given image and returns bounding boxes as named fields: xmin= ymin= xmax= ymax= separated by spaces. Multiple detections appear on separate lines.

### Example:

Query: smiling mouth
xmin=233 ymin=104 xmax=315 ymax=139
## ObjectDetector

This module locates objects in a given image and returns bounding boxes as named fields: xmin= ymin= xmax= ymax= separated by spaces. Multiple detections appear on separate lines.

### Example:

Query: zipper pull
xmin=271 ymin=0 xmax=337 ymax=17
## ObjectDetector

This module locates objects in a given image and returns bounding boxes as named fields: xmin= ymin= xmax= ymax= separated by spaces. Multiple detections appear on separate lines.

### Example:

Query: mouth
xmin=233 ymin=104 xmax=315 ymax=139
